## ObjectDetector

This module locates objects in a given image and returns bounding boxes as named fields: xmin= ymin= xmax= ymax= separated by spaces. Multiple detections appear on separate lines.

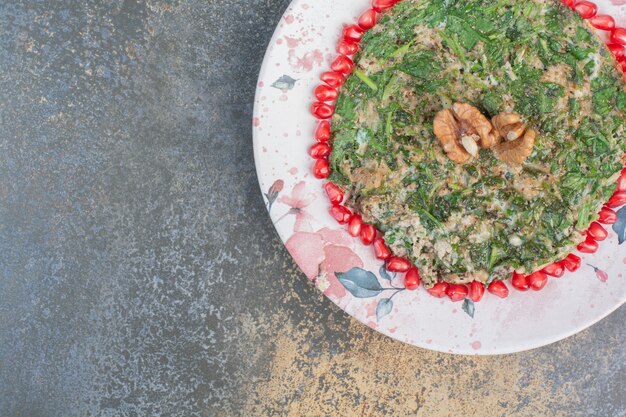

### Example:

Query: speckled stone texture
xmin=0 ymin=1 xmax=624 ymax=416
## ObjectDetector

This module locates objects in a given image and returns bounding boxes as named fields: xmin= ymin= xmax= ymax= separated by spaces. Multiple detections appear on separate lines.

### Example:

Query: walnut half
xmin=492 ymin=112 xmax=536 ymax=165
xmin=433 ymin=103 xmax=500 ymax=164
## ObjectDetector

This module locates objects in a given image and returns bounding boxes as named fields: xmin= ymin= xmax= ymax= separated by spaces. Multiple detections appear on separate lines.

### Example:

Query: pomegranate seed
xmin=386 ymin=256 xmax=411 ymax=273
xmin=446 ymin=284 xmax=469 ymax=302
xmin=487 ymin=280 xmax=509 ymax=298
xmin=331 ymin=55 xmax=354 ymax=75
xmin=598 ymin=206 xmax=618 ymax=224
xmin=610 ymin=27 xmax=626 ymax=45
xmin=527 ymin=271 xmax=548 ymax=291
xmin=372 ymin=0 xmax=399 ymax=12
xmin=315 ymin=121 xmax=331 ymax=142
xmin=607 ymin=44 xmax=625 ymax=61
xmin=562 ymin=254 xmax=581 ymax=272
xmin=590 ymin=14 xmax=615 ymax=31
xmin=607 ymin=191 xmax=626 ymax=208
xmin=329 ymin=205 xmax=351 ymax=224
xmin=311 ymin=102 xmax=335 ymax=119
xmin=543 ymin=262 xmax=565 ymax=278
xmin=468 ymin=281 xmax=485 ymax=302
xmin=320 ymin=71 xmax=346 ymax=88
xmin=511 ymin=271 xmax=530 ymax=291
xmin=358 ymin=9 xmax=378 ymax=30
xmin=360 ymin=223 xmax=376 ymax=245
xmin=342 ymin=25 xmax=364 ymax=42
xmin=314 ymin=84 xmax=338 ymax=102
xmin=577 ymin=235 xmax=599 ymax=253
xmin=427 ymin=282 xmax=449 ymax=298
xmin=347 ymin=214 xmax=362 ymax=237
xmin=337 ymin=40 xmax=359 ymax=56
xmin=309 ymin=142 xmax=331 ymax=158
xmin=573 ymin=1 xmax=597 ymax=19
xmin=313 ymin=158 xmax=330 ymax=179
xmin=587 ymin=222 xmax=608 ymax=241
xmin=323 ymin=182 xmax=344 ymax=205
xmin=561 ymin=0 xmax=575 ymax=7
xmin=404 ymin=267 xmax=420 ymax=290
xmin=616 ymin=168 xmax=626 ymax=192
xmin=373 ymin=238 xmax=391 ymax=260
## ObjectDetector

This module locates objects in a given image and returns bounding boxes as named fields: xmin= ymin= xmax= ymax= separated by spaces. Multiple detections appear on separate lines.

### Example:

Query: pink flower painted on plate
xmin=321 ymin=244 xmax=364 ymax=299
xmin=284 ymin=225 xmax=364 ymax=301
xmin=610 ymin=0 xmax=626 ymax=5
xmin=277 ymin=181 xmax=315 ymax=232
xmin=288 ymin=49 xmax=324 ymax=72
xmin=588 ymin=264 xmax=609 ymax=282
xmin=317 ymin=227 xmax=352 ymax=246
xmin=285 ymin=232 xmax=326 ymax=279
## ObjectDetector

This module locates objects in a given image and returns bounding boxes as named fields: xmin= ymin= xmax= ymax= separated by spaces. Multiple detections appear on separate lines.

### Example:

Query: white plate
xmin=253 ymin=0 xmax=626 ymax=354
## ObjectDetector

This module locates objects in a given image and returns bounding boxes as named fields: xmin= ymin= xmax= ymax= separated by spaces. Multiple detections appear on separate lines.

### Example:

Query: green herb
xmin=391 ymin=40 xmax=415 ymax=58
xmin=538 ymin=82 xmax=566 ymax=113
xmin=353 ymin=69 xmax=379 ymax=92
xmin=445 ymin=15 xmax=483 ymax=51
xmin=569 ymin=98 xmax=580 ymax=116
xmin=617 ymin=90 xmax=626 ymax=112
xmin=398 ymin=51 xmax=442 ymax=79
xmin=592 ymin=87 xmax=617 ymax=116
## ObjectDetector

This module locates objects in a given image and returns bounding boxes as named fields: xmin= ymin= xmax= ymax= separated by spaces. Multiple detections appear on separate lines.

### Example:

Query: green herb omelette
xmin=329 ymin=0 xmax=626 ymax=286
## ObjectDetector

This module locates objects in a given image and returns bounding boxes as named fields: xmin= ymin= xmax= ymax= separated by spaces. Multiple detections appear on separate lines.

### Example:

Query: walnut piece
xmin=493 ymin=127 xmax=536 ymax=165
xmin=433 ymin=103 xmax=499 ymax=164
xmin=452 ymin=103 xmax=500 ymax=148
xmin=492 ymin=112 xmax=536 ymax=164
xmin=493 ymin=113 xmax=524 ymax=141
xmin=433 ymin=109 xmax=472 ymax=163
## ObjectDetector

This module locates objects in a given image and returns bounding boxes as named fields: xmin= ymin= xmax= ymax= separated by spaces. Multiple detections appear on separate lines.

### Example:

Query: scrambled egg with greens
xmin=329 ymin=0 xmax=626 ymax=286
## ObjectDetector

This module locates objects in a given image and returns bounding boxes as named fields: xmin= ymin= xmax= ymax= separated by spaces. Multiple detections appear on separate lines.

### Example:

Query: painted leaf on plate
xmin=271 ymin=75 xmax=297 ymax=92
xmin=376 ymin=298 xmax=393 ymax=321
xmin=379 ymin=264 xmax=394 ymax=281
xmin=264 ymin=179 xmax=284 ymax=213
xmin=463 ymin=299 xmax=475 ymax=318
xmin=613 ymin=206 xmax=626 ymax=244
xmin=336 ymin=267 xmax=383 ymax=298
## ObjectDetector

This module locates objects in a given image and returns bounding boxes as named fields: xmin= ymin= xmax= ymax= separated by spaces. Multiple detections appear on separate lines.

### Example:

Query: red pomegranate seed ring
xmin=307 ymin=0 xmax=625 ymax=301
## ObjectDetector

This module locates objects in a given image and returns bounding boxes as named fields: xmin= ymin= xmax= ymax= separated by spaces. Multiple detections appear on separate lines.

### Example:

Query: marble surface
xmin=0 ymin=1 xmax=624 ymax=416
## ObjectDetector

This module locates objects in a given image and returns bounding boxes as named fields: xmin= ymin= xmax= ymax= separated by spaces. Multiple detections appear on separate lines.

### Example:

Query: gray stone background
xmin=0 ymin=1 xmax=624 ymax=416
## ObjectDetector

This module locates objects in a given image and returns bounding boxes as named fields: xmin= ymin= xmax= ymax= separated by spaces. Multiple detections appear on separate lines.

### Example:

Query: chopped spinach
xmin=329 ymin=0 xmax=626 ymax=285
